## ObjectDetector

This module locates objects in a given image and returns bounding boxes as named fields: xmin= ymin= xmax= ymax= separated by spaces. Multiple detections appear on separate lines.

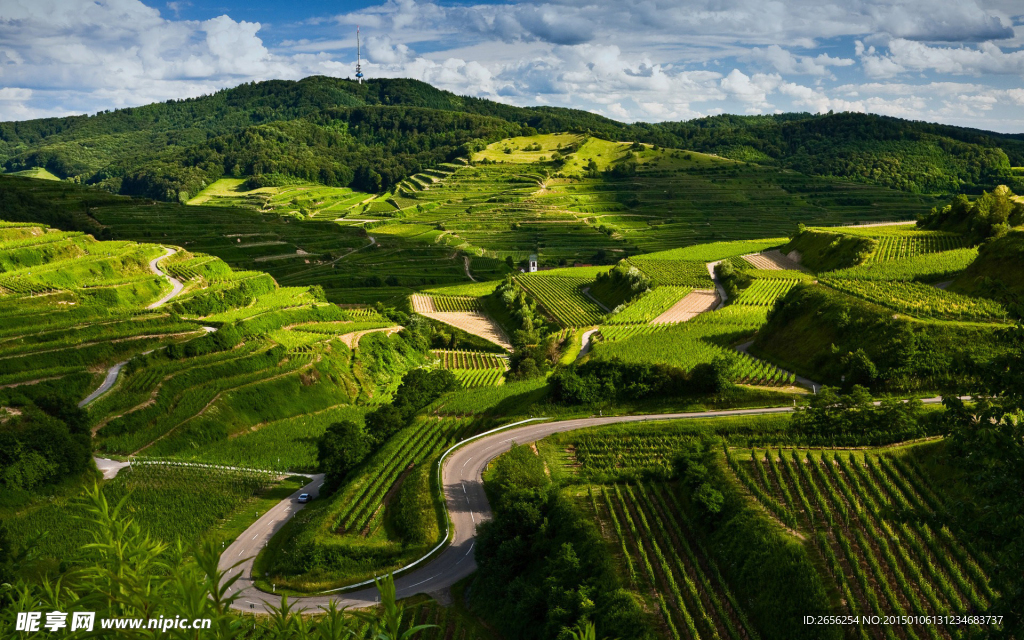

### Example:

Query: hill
xmin=1 ymin=77 xmax=1022 ymax=203
xmin=949 ymin=230 xmax=1024 ymax=309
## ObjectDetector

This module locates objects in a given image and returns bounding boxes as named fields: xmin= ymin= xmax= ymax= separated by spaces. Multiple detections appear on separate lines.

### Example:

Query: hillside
xmin=949 ymin=230 xmax=1024 ymax=308
xmin=1 ymin=77 xmax=1022 ymax=203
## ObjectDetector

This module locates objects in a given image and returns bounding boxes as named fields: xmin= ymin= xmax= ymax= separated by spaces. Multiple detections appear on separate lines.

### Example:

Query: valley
xmin=1 ymin=77 xmax=1023 ymax=640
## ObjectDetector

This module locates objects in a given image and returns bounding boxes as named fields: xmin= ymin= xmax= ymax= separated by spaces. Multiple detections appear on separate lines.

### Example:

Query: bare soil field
xmin=741 ymin=249 xmax=807 ymax=271
xmin=651 ymin=289 xmax=719 ymax=324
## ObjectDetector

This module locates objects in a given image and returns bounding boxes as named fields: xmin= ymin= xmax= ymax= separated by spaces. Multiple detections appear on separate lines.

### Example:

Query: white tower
xmin=355 ymin=26 xmax=364 ymax=84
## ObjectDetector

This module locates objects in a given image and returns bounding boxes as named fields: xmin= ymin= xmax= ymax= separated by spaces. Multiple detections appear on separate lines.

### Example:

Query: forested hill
xmin=645 ymin=112 xmax=1024 ymax=194
xmin=1 ymin=75 xmax=1021 ymax=201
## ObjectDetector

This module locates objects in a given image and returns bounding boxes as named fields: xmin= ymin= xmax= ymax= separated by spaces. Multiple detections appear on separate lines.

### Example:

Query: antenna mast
xmin=355 ymin=26 xmax=364 ymax=84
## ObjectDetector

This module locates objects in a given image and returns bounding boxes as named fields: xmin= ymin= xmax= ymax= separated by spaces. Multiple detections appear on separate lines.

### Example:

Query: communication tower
xmin=355 ymin=26 xmax=364 ymax=84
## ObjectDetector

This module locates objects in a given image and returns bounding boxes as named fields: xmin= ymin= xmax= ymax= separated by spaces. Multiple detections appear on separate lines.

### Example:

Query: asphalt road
xmin=78 ymin=360 xmax=129 ymax=408
xmin=216 ymin=404 xmax=831 ymax=613
xmin=147 ymin=247 xmax=183 ymax=309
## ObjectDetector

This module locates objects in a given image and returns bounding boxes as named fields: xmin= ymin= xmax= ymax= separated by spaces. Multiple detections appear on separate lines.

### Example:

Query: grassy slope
xmin=750 ymin=284 xmax=1009 ymax=391
xmin=949 ymin=230 xmax=1024 ymax=301
xmin=781 ymin=229 xmax=875 ymax=272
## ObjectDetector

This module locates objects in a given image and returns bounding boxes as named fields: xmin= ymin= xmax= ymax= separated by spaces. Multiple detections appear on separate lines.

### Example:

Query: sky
xmin=1 ymin=0 xmax=1023 ymax=131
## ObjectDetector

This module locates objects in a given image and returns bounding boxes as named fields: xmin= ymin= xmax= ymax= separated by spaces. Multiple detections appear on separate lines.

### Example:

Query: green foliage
xmin=651 ymin=111 xmax=1023 ymax=193
xmin=781 ymin=229 xmax=875 ymax=272
xmin=389 ymin=459 xmax=438 ymax=545
xmin=591 ymin=261 xmax=651 ymax=309
xmin=753 ymin=283 xmax=1012 ymax=392
xmin=950 ymin=230 xmax=1024 ymax=313
xmin=550 ymin=357 xmax=732 ymax=405
xmin=920 ymin=185 xmax=1024 ymax=243
xmin=943 ymin=326 xmax=1024 ymax=635
xmin=365 ymin=369 xmax=460 ymax=445
xmin=821 ymin=277 xmax=1011 ymax=322
xmin=318 ymin=420 xmax=371 ymax=492
xmin=473 ymin=445 xmax=651 ymax=640
xmin=791 ymin=385 xmax=925 ymax=440
xmin=695 ymin=451 xmax=837 ymax=640
xmin=826 ymin=247 xmax=978 ymax=282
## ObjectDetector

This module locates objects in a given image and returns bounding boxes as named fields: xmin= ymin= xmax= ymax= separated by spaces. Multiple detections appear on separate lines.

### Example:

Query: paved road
xmin=147 ymin=248 xmax=183 ymax=309
xmin=706 ymin=260 xmax=728 ymax=309
xmin=78 ymin=360 xmax=129 ymax=408
xmin=94 ymin=457 xmax=132 ymax=480
xmin=577 ymin=328 xmax=600 ymax=360
xmin=219 ymin=401 xmax=965 ymax=613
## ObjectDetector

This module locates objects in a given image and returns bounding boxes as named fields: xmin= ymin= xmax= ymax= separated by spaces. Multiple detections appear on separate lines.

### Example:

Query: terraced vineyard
xmin=597 ymin=308 xmax=797 ymax=386
xmin=628 ymin=258 xmax=715 ymax=287
xmin=731 ymin=448 xmax=997 ymax=640
xmin=516 ymin=274 xmax=606 ymax=327
xmin=607 ymin=286 xmax=692 ymax=324
xmin=432 ymin=349 xmax=507 ymax=369
xmin=433 ymin=349 xmax=508 ymax=388
xmin=825 ymin=249 xmax=978 ymax=282
xmin=733 ymin=279 xmax=799 ymax=307
xmin=821 ymin=278 xmax=1010 ymax=322
xmin=586 ymin=483 xmax=761 ymax=640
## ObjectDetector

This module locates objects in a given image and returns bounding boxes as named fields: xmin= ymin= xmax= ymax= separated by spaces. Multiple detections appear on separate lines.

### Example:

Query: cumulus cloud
xmin=748 ymin=45 xmax=855 ymax=76
xmin=0 ymin=0 xmax=1023 ymax=132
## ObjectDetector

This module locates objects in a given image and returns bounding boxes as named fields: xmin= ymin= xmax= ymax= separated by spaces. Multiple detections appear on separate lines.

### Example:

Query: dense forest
xmin=1 ymin=76 xmax=1022 ymax=201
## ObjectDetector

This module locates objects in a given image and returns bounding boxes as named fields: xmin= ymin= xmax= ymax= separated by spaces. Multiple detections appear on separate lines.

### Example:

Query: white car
xmin=297 ymin=493 xmax=310 ymax=503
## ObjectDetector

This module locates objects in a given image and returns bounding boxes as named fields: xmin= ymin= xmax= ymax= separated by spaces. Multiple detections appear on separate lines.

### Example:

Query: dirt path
xmin=463 ymin=255 xmax=477 ymax=282
xmin=651 ymin=289 xmax=719 ymax=324
xmin=340 ymin=326 xmax=403 ymax=349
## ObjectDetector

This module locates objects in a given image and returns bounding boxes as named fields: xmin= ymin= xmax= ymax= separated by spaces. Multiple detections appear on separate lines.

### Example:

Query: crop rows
xmin=432 ymin=350 xmax=507 ymax=369
xmin=515 ymin=275 xmax=605 ymax=327
xmin=733 ymin=279 xmax=797 ymax=306
xmin=628 ymin=258 xmax=715 ymax=288
xmin=335 ymin=417 xmax=478 ymax=535
xmin=428 ymin=295 xmax=482 ymax=312
xmin=597 ymin=319 xmax=794 ymax=385
xmin=821 ymin=278 xmax=1009 ymax=322
xmin=866 ymin=234 xmax=968 ymax=263
xmin=607 ymin=286 xmax=691 ymax=324
xmin=590 ymin=483 xmax=759 ymax=640
xmin=735 ymin=449 xmax=996 ymax=640
xmin=825 ymin=248 xmax=978 ymax=282
xmin=451 ymin=368 xmax=505 ymax=388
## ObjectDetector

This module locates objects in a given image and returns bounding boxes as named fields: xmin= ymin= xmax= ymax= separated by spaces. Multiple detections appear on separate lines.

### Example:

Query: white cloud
xmin=749 ymin=45 xmax=855 ymax=76
xmin=0 ymin=0 xmax=1022 ymax=132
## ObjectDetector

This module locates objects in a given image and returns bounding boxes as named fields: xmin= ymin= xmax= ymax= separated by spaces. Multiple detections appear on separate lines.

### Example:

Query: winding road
xmin=79 ymin=246 xmax=187 ymax=407
xmin=209 ymin=398 xmax=947 ymax=612
xmin=147 ymin=247 xmax=184 ymax=309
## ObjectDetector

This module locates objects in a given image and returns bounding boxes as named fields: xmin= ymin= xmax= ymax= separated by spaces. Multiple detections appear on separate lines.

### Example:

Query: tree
xmin=317 ymin=420 xmax=370 ymax=491
xmin=943 ymin=326 xmax=1024 ymax=637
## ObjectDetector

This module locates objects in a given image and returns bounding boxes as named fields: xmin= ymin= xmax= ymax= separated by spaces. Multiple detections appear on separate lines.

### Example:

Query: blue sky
xmin=0 ymin=0 xmax=1022 ymax=131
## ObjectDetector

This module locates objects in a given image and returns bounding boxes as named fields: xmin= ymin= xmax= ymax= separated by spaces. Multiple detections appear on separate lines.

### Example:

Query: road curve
xmin=79 ymin=360 xmax=129 ymax=408
xmin=147 ymin=248 xmax=183 ymax=309
xmin=219 ymin=400 xmax=951 ymax=612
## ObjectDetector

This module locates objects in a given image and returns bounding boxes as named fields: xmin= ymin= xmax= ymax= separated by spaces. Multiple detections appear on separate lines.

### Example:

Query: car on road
xmin=297 ymin=493 xmax=310 ymax=503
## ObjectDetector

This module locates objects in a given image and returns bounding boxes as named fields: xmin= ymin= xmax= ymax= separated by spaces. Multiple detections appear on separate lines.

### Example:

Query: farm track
xmin=214 ymin=398 xmax=950 ymax=613
xmin=339 ymin=326 xmax=403 ymax=349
